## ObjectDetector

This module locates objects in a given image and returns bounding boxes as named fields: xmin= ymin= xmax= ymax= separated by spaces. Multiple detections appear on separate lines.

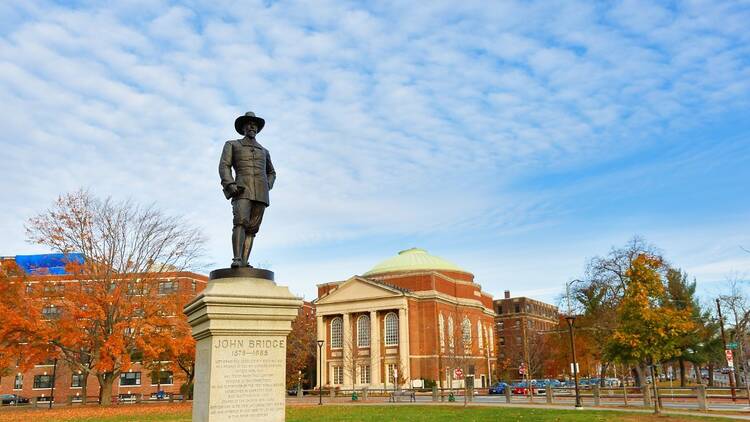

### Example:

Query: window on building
xmin=514 ymin=304 xmax=520 ymax=313
xmin=25 ymin=284 xmax=33 ymax=294
xmin=330 ymin=317 xmax=343 ymax=348
xmin=386 ymin=363 xmax=398 ymax=384
xmin=151 ymin=370 xmax=173 ymax=385
xmin=127 ymin=282 xmax=142 ymax=296
xmin=448 ymin=316 xmax=455 ymax=348
xmin=489 ymin=326 xmax=494 ymax=351
xmin=438 ymin=313 xmax=445 ymax=351
xmin=357 ymin=315 xmax=370 ymax=348
xmin=120 ymin=372 xmax=141 ymax=386
xmin=497 ymin=305 xmax=503 ymax=314
xmin=477 ymin=321 xmax=484 ymax=349
xmin=526 ymin=304 xmax=531 ymax=313
xmin=528 ymin=320 xmax=533 ymax=329
xmin=42 ymin=283 xmax=65 ymax=296
xmin=333 ymin=366 xmax=344 ymax=384
xmin=461 ymin=318 xmax=472 ymax=349
xmin=33 ymin=375 xmax=53 ymax=389
xmin=515 ymin=336 xmax=522 ymax=344
xmin=14 ymin=374 xmax=22 ymax=390
xmin=71 ymin=373 xmax=84 ymax=387
xmin=41 ymin=305 xmax=61 ymax=320
xmin=192 ymin=280 xmax=197 ymax=293
xmin=500 ymin=336 xmax=505 ymax=346
xmin=498 ymin=321 xmax=504 ymax=330
xmin=158 ymin=281 xmax=178 ymax=295
xmin=384 ymin=313 xmax=399 ymax=346
xmin=514 ymin=320 xmax=520 ymax=328
xmin=359 ymin=365 xmax=370 ymax=384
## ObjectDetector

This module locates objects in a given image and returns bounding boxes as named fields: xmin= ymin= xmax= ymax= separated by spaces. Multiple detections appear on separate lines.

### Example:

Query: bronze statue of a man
xmin=219 ymin=112 xmax=276 ymax=268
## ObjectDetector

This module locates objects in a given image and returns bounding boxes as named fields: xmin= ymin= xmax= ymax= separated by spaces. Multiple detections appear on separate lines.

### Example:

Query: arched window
xmin=384 ymin=312 xmax=399 ymax=346
xmin=461 ymin=317 xmax=472 ymax=348
xmin=438 ymin=313 xmax=445 ymax=350
xmin=357 ymin=315 xmax=370 ymax=347
xmin=448 ymin=316 xmax=455 ymax=348
xmin=330 ymin=317 xmax=343 ymax=348
xmin=477 ymin=320 xmax=484 ymax=349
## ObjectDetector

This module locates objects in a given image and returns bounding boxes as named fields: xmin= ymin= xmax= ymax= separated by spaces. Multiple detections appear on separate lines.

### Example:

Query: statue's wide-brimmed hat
xmin=234 ymin=111 xmax=265 ymax=135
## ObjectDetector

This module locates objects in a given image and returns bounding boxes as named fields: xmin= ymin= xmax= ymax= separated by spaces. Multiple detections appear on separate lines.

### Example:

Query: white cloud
xmin=1 ymin=0 xmax=748 ymax=299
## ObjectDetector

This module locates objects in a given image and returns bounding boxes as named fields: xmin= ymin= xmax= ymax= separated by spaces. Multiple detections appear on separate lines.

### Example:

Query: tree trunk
xmin=81 ymin=376 xmax=88 ymax=405
xmin=708 ymin=363 xmax=714 ymax=387
xmin=97 ymin=372 xmax=116 ymax=406
xmin=679 ymin=358 xmax=686 ymax=387
xmin=599 ymin=362 xmax=608 ymax=387
xmin=694 ymin=364 xmax=702 ymax=385
xmin=633 ymin=365 xmax=643 ymax=387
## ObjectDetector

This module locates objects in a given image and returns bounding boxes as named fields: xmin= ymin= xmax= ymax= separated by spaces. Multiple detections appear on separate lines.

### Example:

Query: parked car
xmin=488 ymin=382 xmax=508 ymax=395
xmin=511 ymin=382 xmax=537 ymax=395
xmin=0 ymin=394 xmax=29 ymax=405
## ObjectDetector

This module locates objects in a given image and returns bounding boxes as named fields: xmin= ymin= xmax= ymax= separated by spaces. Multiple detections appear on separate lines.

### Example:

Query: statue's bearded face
xmin=244 ymin=122 xmax=258 ymax=137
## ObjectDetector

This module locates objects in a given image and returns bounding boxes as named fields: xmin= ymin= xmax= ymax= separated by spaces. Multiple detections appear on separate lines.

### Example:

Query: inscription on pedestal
xmin=208 ymin=336 xmax=286 ymax=421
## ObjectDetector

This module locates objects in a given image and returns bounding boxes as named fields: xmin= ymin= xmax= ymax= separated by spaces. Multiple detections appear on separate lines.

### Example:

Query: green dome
xmin=363 ymin=248 xmax=465 ymax=276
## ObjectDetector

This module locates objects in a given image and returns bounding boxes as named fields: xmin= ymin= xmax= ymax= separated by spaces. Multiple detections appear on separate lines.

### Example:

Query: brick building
xmin=314 ymin=248 xmax=496 ymax=389
xmin=0 ymin=254 xmax=208 ymax=403
xmin=493 ymin=290 xmax=559 ymax=378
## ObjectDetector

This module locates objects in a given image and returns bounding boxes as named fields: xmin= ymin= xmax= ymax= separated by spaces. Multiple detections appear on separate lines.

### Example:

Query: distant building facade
xmin=493 ymin=290 xmax=559 ymax=378
xmin=314 ymin=248 xmax=497 ymax=389
xmin=0 ymin=254 xmax=208 ymax=403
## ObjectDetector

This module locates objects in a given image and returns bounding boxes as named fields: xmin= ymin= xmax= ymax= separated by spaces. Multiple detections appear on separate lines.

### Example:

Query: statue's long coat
xmin=219 ymin=137 xmax=276 ymax=205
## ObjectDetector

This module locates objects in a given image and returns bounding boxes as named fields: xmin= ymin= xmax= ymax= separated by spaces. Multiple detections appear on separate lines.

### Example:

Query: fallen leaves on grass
xmin=0 ymin=403 xmax=191 ymax=422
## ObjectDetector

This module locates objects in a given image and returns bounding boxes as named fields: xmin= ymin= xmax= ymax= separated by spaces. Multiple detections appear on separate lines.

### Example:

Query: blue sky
xmin=1 ymin=0 xmax=749 ymax=304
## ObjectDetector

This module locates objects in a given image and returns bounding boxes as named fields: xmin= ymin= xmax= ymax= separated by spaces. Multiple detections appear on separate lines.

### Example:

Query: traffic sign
xmin=728 ymin=342 xmax=738 ymax=350
xmin=726 ymin=349 xmax=734 ymax=367
xmin=519 ymin=363 xmax=527 ymax=375
xmin=454 ymin=368 xmax=464 ymax=379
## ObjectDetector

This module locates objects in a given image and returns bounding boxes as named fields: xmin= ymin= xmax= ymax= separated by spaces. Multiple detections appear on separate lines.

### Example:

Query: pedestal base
xmin=184 ymin=274 xmax=301 ymax=422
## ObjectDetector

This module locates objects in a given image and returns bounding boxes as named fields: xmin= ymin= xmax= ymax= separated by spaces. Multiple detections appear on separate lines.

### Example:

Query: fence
xmin=295 ymin=384 xmax=750 ymax=411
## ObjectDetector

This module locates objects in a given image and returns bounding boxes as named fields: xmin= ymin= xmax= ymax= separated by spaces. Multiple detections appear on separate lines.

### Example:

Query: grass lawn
xmin=0 ymin=404 xmax=721 ymax=422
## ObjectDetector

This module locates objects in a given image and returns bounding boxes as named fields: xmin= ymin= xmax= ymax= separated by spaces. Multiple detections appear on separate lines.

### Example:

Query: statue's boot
xmin=242 ymin=234 xmax=255 ymax=267
xmin=231 ymin=227 xmax=245 ymax=268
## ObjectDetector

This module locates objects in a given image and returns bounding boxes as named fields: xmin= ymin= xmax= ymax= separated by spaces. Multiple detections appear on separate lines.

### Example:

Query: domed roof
xmin=363 ymin=248 xmax=466 ymax=276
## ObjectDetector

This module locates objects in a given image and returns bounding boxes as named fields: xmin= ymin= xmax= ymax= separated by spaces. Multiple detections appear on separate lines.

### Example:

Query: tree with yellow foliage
xmin=606 ymin=253 xmax=695 ymax=413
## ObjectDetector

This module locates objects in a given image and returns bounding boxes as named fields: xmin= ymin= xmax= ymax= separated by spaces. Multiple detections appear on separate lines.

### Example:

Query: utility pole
xmin=716 ymin=298 xmax=737 ymax=402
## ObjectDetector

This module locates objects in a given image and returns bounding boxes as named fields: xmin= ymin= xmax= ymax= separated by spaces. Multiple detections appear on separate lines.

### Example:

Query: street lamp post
xmin=565 ymin=316 xmax=582 ymax=409
xmin=297 ymin=370 xmax=302 ymax=398
xmin=317 ymin=340 xmax=324 ymax=406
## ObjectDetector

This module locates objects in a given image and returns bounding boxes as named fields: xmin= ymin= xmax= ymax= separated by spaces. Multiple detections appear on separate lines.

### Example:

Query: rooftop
xmin=362 ymin=248 xmax=467 ymax=276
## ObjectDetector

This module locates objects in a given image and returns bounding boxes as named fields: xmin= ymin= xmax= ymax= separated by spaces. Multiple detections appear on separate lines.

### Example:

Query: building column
xmin=316 ymin=315 xmax=326 ymax=388
xmin=370 ymin=310 xmax=380 ymax=385
xmin=342 ymin=313 xmax=352 ymax=387
xmin=398 ymin=307 xmax=410 ymax=386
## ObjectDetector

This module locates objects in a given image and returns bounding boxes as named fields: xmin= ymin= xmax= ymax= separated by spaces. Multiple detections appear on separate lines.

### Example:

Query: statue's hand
xmin=226 ymin=183 xmax=240 ymax=197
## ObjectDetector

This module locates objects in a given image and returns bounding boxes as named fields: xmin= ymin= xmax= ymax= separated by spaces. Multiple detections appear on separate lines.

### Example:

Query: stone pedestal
xmin=184 ymin=269 xmax=301 ymax=422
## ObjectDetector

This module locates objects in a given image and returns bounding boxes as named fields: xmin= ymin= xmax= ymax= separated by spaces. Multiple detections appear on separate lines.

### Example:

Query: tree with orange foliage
xmin=0 ymin=190 xmax=204 ymax=405
xmin=286 ymin=305 xmax=316 ymax=389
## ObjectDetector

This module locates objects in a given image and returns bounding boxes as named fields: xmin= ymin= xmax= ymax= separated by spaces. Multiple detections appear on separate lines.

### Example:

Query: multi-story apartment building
xmin=493 ymin=290 xmax=558 ymax=378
